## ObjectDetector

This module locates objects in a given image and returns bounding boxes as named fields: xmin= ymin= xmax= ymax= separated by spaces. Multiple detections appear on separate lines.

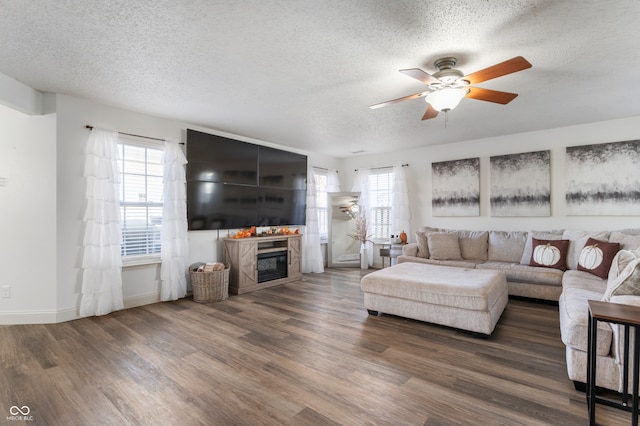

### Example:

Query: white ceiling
xmin=1 ymin=1 xmax=639 ymax=157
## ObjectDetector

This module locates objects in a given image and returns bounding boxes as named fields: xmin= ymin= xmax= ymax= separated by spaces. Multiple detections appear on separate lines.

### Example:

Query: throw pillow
xmin=529 ymin=238 xmax=570 ymax=271
xmin=562 ymin=230 xmax=610 ymax=270
xmin=415 ymin=231 xmax=429 ymax=258
xmin=611 ymin=266 xmax=640 ymax=297
xmin=520 ymin=230 xmax=564 ymax=265
xmin=577 ymin=238 xmax=620 ymax=279
xmin=427 ymin=232 xmax=462 ymax=261
xmin=603 ymin=249 xmax=640 ymax=301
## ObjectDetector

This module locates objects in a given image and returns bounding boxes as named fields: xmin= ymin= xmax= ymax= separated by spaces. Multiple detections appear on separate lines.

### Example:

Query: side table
xmin=379 ymin=245 xmax=391 ymax=268
xmin=390 ymin=243 xmax=405 ymax=266
xmin=587 ymin=300 xmax=640 ymax=426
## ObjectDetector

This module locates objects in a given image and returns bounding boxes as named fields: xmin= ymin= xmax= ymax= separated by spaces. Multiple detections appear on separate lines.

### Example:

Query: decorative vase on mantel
xmin=360 ymin=244 xmax=369 ymax=270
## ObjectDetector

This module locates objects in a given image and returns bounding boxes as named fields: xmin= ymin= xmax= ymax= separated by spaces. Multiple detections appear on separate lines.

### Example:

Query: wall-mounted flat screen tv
xmin=186 ymin=129 xmax=307 ymax=230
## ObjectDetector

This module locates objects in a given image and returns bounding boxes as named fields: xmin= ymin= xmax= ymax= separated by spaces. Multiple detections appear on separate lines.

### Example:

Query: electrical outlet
xmin=1 ymin=286 xmax=10 ymax=298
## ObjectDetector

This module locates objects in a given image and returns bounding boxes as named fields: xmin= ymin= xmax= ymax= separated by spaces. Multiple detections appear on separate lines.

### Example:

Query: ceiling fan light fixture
xmin=425 ymin=87 xmax=467 ymax=112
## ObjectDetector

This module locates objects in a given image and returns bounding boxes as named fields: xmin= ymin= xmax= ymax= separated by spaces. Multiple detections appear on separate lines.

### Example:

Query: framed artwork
xmin=566 ymin=140 xmax=640 ymax=215
xmin=432 ymin=157 xmax=480 ymax=216
xmin=490 ymin=150 xmax=551 ymax=216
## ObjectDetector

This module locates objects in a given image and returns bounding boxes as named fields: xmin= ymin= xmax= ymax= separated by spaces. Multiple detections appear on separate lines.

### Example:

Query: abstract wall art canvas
xmin=490 ymin=150 xmax=551 ymax=216
xmin=566 ymin=140 xmax=640 ymax=215
xmin=432 ymin=157 xmax=480 ymax=216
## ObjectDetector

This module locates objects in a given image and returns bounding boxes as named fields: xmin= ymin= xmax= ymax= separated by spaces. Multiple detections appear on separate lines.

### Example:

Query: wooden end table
xmin=587 ymin=300 xmax=640 ymax=425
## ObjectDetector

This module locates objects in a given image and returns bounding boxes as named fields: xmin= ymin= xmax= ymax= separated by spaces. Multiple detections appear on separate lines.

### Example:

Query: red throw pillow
xmin=578 ymin=237 xmax=620 ymax=279
xmin=530 ymin=238 xmax=570 ymax=271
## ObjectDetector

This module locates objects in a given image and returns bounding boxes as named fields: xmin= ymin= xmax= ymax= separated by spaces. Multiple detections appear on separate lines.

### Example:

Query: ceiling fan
xmin=369 ymin=56 xmax=532 ymax=120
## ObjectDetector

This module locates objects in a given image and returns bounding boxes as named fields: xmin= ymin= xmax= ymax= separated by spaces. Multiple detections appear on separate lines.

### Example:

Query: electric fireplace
xmin=257 ymin=250 xmax=288 ymax=283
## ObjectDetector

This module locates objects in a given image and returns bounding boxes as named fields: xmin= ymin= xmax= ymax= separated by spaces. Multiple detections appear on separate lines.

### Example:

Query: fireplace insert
xmin=257 ymin=250 xmax=288 ymax=283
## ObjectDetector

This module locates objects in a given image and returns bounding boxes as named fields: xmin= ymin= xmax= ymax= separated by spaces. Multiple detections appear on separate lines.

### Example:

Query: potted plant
xmin=348 ymin=215 xmax=373 ymax=270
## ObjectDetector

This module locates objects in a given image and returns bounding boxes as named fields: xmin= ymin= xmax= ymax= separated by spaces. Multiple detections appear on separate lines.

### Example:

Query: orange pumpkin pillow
xmin=529 ymin=238 xmax=570 ymax=271
xmin=578 ymin=238 xmax=620 ymax=279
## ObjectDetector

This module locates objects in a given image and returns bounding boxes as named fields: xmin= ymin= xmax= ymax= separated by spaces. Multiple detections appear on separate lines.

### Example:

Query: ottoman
xmin=360 ymin=262 xmax=508 ymax=336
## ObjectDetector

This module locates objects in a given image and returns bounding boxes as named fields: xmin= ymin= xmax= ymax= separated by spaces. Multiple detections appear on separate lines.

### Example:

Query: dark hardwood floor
xmin=0 ymin=268 xmax=630 ymax=425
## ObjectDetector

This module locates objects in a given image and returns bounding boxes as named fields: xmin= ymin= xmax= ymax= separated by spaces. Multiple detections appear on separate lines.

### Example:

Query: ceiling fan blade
xmin=421 ymin=104 xmax=439 ymax=120
xmin=463 ymin=56 xmax=532 ymax=85
xmin=369 ymin=91 xmax=428 ymax=109
xmin=400 ymin=68 xmax=442 ymax=85
xmin=465 ymin=87 xmax=518 ymax=104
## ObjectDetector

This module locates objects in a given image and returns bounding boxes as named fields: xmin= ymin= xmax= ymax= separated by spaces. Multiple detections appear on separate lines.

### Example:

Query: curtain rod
xmin=312 ymin=166 xmax=338 ymax=172
xmin=354 ymin=163 xmax=408 ymax=172
xmin=85 ymin=125 xmax=185 ymax=145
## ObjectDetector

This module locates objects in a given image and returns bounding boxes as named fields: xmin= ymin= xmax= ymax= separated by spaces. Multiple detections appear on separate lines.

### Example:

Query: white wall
xmin=54 ymin=94 xmax=339 ymax=322
xmin=339 ymin=115 xmax=640 ymax=241
xmin=0 ymin=103 xmax=57 ymax=323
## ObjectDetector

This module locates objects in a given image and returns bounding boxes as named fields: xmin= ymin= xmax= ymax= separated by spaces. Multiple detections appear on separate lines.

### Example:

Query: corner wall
xmin=0 ymin=103 xmax=57 ymax=323
xmin=339 ymin=115 xmax=640 ymax=239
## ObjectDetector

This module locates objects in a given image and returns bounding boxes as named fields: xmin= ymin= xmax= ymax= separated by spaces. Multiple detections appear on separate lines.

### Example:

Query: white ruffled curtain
xmin=391 ymin=165 xmax=411 ymax=238
xmin=80 ymin=129 xmax=124 ymax=317
xmin=161 ymin=140 xmax=189 ymax=301
xmin=302 ymin=166 xmax=324 ymax=273
xmin=352 ymin=170 xmax=373 ymax=266
xmin=327 ymin=169 xmax=341 ymax=192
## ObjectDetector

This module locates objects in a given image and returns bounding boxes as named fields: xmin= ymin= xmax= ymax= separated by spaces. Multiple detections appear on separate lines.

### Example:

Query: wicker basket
xmin=189 ymin=268 xmax=229 ymax=303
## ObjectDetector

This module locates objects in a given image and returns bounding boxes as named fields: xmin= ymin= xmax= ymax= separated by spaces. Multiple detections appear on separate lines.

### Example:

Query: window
xmin=313 ymin=168 xmax=329 ymax=241
xmin=118 ymin=142 xmax=164 ymax=258
xmin=368 ymin=168 xmax=393 ymax=239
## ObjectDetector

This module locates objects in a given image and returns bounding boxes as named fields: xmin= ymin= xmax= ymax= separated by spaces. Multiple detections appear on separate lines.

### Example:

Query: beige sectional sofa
xmin=398 ymin=226 xmax=640 ymax=392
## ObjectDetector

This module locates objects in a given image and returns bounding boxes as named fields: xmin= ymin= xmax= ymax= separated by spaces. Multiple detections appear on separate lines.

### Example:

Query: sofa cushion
xmin=562 ymin=269 xmax=608 ymax=293
xmin=563 ymin=230 xmax=610 ymax=270
xmin=415 ymin=232 xmax=429 ymax=258
xmin=520 ymin=230 xmax=564 ymax=265
xmin=455 ymin=230 xmax=489 ymax=261
xmin=488 ymin=231 xmax=528 ymax=263
xmin=529 ymin=238 xmax=570 ymax=271
xmin=614 ymin=228 xmax=640 ymax=236
xmin=478 ymin=261 xmax=564 ymax=286
xmin=397 ymin=255 xmax=481 ymax=269
xmin=609 ymin=231 xmax=640 ymax=251
xmin=577 ymin=238 xmax=620 ymax=279
xmin=427 ymin=232 xmax=462 ymax=260
xmin=559 ymin=285 xmax=612 ymax=356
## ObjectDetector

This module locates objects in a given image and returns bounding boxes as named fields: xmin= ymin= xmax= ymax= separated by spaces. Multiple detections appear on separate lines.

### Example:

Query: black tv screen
xmin=187 ymin=182 xmax=257 ymax=230
xmin=186 ymin=129 xmax=258 ymax=185
xmin=186 ymin=129 xmax=307 ymax=230
xmin=257 ymin=188 xmax=307 ymax=226
xmin=259 ymin=146 xmax=307 ymax=190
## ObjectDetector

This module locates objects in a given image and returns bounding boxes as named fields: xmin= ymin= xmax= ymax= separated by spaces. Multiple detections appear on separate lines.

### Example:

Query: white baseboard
xmin=0 ymin=310 xmax=59 ymax=325
xmin=123 ymin=292 xmax=160 ymax=309
xmin=0 ymin=292 xmax=161 ymax=325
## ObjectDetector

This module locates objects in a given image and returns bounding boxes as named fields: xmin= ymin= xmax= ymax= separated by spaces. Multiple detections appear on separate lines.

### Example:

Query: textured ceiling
xmin=1 ymin=1 xmax=639 ymax=157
